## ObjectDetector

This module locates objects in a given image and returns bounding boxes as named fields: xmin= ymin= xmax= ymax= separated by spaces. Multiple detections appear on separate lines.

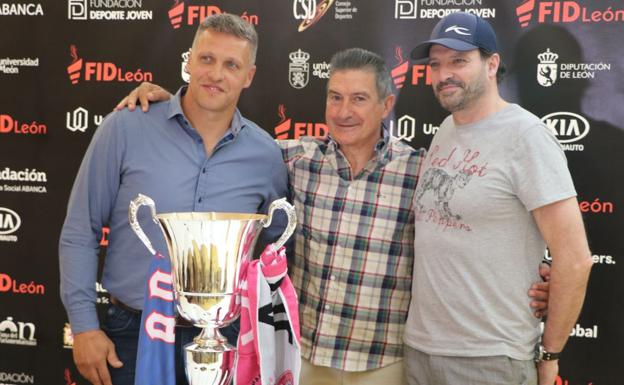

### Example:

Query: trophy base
xmin=184 ymin=340 xmax=235 ymax=385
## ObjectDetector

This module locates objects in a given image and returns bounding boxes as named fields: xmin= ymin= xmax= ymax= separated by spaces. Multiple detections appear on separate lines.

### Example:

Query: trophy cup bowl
xmin=129 ymin=194 xmax=296 ymax=385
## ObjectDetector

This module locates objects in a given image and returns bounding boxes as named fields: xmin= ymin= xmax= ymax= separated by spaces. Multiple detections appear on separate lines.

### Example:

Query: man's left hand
xmin=537 ymin=360 xmax=559 ymax=385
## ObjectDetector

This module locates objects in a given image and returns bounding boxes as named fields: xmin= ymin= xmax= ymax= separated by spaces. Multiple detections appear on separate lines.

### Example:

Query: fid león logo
xmin=168 ymin=0 xmax=258 ymax=30
xmin=516 ymin=0 xmax=624 ymax=28
xmin=67 ymin=45 xmax=153 ymax=84
xmin=274 ymin=105 xmax=327 ymax=140
xmin=391 ymin=46 xmax=409 ymax=89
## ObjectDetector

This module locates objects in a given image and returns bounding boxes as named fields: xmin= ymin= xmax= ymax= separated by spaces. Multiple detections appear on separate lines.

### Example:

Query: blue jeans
xmin=102 ymin=303 xmax=239 ymax=385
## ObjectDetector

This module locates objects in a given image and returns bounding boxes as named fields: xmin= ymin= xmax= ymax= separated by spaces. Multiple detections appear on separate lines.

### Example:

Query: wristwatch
xmin=534 ymin=343 xmax=561 ymax=362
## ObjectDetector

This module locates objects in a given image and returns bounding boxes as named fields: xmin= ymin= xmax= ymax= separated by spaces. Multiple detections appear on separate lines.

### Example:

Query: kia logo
xmin=541 ymin=112 xmax=590 ymax=144
xmin=0 ymin=208 xmax=21 ymax=235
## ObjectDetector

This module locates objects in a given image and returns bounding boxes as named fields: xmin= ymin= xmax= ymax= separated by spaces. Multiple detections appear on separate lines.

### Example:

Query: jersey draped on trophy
xmin=129 ymin=193 xmax=296 ymax=384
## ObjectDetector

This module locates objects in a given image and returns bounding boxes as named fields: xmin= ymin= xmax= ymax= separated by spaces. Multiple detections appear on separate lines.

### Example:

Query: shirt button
xmin=198 ymin=197 xmax=202 ymax=203
xmin=324 ymin=304 xmax=330 ymax=311
xmin=330 ymin=275 xmax=336 ymax=281
xmin=202 ymin=168 xmax=206 ymax=174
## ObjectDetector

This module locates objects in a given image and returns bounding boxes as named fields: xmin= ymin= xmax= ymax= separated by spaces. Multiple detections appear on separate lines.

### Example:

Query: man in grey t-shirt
xmin=404 ymin=12 xmax=593 ymax=385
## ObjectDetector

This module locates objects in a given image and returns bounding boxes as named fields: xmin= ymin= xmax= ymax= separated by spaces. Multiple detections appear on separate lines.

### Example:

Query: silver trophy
xmin=129 ymin=194 xmax=296 ymax=385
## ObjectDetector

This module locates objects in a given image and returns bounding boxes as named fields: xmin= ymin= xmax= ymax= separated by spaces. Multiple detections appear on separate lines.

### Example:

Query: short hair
xmin=329 ymin=48 xmax=393 ymax=100
xmin=192 ymin=14 xmax=258 ymax=64
xmin=480 ymin=49 xmax=506 ymax=84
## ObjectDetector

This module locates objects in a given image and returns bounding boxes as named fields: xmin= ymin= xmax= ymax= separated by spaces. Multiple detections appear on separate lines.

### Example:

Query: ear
xmin=243 ymin=65 xmax=256 ymax=89
xmin=381 ymin=94 xmax=396 ymax=119
xmin=487 ymin=53 xmax=500 ymax=79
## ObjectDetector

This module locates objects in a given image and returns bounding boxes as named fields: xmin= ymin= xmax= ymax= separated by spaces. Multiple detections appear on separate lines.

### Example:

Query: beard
xmin=434 ymin=70 xmax=487 ymax=113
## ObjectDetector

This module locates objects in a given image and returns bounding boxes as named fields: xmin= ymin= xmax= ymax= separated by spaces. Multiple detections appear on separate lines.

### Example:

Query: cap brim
xmin=410 ymin=38 xmax=479 ymax=61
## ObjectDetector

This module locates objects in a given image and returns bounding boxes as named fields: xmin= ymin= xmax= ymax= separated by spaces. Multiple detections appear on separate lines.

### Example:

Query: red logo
xmin=100 ymin=226 xmax=110 ymax=246
xmin=555 ymin=376 xmax=593 ymax=385
xmin=298 ymin=0 xmax=334 ymax=32
xmin=391 ymin=46 xmax=409 ymax=89
xmin=67 ymin=45 xmax=83 ymax=84
xmin=0 ymin=114 xmax=47 ymax=135
xmin=167 ymin=1 xmax=258 ymax=30
xmin=0 ymin=273 xmax=45 ymax=295
xmin=64 ymin=368 xmax=77 ymax=385
xmin=67 ymin=45 xmax=153 ymax=84
xmin=579 ymin=198 xmax=614 ymax=214
xmin=168 ymin=0 xmax=184 ymax=29
xmin=516 ymin=1 xmax=624 ymax=28
xmin=274 ymin=104 xmax=327 ymax=140
xmin=412 ymin=64 xmax=432 ymax=86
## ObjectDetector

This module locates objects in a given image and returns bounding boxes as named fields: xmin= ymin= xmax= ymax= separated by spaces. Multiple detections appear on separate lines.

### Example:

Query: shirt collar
xmin=167 ymin=86 xmax=245 ymax=137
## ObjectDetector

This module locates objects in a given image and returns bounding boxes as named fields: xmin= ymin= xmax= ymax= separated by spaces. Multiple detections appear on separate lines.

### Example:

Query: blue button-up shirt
xmin=59 ymin=87 xmax=289 ymax=333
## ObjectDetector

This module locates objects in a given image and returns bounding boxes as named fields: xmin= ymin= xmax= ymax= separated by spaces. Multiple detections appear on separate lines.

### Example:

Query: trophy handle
xmin=261 ymin=198 xmax=296 ymax=249
xmin=128 ymin=194 xmax=159 ymax=255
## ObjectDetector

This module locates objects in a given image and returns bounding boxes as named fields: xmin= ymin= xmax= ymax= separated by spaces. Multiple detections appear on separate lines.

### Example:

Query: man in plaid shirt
xmin=118 ymin=47 xmax=550 ymax=385
xmin=279 ymin=48 xmax=424 ymax=383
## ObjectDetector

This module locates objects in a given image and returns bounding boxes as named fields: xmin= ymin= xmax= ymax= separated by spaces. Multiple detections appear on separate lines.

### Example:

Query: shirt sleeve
xmin=509 ymin=122 xmax=577 ymax=211
xmin=59 ymin=111 xmax=125 ymax=334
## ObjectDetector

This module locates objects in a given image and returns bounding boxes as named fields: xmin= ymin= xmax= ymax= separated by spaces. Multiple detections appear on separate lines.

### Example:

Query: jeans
xmin=102 ymin=303 xmax=240 ymax=385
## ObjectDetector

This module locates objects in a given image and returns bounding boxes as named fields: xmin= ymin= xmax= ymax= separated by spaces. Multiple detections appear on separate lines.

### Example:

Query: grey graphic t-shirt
xmin=404 ymin=104 xmax=576 ymax=360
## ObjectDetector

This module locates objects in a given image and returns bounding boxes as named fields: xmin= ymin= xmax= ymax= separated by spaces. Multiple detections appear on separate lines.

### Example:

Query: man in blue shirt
xmin=59 ymin=14 xmax=288 ymax=385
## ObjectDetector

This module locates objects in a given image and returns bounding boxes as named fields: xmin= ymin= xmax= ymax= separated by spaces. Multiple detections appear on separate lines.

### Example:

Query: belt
xmin=110 ymin=296 xmax=194 ymax=327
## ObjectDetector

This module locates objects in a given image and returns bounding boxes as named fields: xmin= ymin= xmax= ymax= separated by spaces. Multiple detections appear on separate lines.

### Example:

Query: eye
xmin=429 ymin=61 xmax=439 ymax=70
xmin=200 ymin=55 xmax=212 ymax=63
xmin=453 ymin=58 xmax=467 ymax=65
xmin=226 ymin=61 xmax=240 ymax=70
xmin=328 ymin=94 xmax=341 ymax=103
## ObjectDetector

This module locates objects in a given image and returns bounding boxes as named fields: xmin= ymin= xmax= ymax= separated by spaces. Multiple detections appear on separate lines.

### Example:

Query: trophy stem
xmin=185 ymin=327 xmax=235 ymax=385
xmin=193 ymin=326 xmax=234 ymax=351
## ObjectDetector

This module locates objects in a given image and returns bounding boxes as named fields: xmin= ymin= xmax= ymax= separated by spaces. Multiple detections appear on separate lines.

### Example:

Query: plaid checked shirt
xmin=279 ymin=132 xmax=425 ymax=371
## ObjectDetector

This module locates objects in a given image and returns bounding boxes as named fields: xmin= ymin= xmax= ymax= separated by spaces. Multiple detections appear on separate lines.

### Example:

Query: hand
xmin=114 ymin=82 xmax=171 ymax=112
xmin=72 ymin=329 xmax=123 ymax=385
xmin=529 ymin=262 xmax=551 ymax=318
xmin=537 ymin=359 xmax=559 ymax=385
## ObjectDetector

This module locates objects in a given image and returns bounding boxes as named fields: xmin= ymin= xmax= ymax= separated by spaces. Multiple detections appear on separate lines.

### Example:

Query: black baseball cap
xmin=411 ymin=12 xmax=498 ymax=61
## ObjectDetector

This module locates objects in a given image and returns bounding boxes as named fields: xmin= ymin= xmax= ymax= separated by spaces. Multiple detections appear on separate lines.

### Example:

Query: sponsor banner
xmin=0 ymin=114 xmax=46 ymax=135
xmin=0 ymin=167 xmax=47 ymax=194
xmin=96 ymin=281 xmax=110 ymax=305
xmin=0 ymin=316 xmax=37 ymax=347
xmin=540 ymin=111 xmax=589 ymax=152
xmin=517 ymin=0 xmax=624 ymax=28
xmin=569 ymin=323 xmax=599 ymax=339
xmin=0 ymin=2 xmax=43 ymax=16
xmin=63 ymin=369 xmax=77 ymax=385
xmin=288 ymin=49 xmax=330 ymax=89
xmin=0 ymin=208 xmax=20 ymax=242
xmin=0 ymin=371 xmax=35 ymax=385
xmin=395 ymin=0 xmax=496 ymax=20
xmin=62 ymin=323 xmax=74 ymax=349
xmin=167 ymin=1 xmax=258 ymax=30
xmin=0 ymin=58 xmax=38 ymax=75
xmin=67 ymin=0 xmax=153 ymax=21
xmin=274 ymin=104 xmax=327 ymax=140
xmin=537 ymin=48 xmax=611 ymax=88
xmin=67 ymin=45 xmax=153 ymax=85
xmin=389 ymin=115 xmax=417 ymax=142
xmin=66 ymin=107 xmax=103 ymax=133
xmin=578 ymin=198 xmax=614 ymax=214
xmin=294 ymin=0 xmax=334 ymax=31
xmin=0 ymin=273 xmax=45 ymax=295
xmin=180 ymin=50 xmax=190 ymax=83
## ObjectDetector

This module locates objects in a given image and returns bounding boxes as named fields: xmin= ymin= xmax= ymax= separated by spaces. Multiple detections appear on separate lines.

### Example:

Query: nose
xmin=335 ymin=100 xmax=353 ymax=121
xmin=206 ymin=63 xmax=225 ymax=82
